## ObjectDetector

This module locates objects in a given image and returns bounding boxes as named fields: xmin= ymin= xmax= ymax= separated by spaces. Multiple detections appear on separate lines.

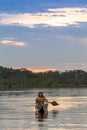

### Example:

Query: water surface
xmin=0 ymin=88 xmax=87 ymax=130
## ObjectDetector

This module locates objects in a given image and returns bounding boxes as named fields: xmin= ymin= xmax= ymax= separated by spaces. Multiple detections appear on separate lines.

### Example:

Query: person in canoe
xmin=35 ymin=92 xmax=48 ymax=114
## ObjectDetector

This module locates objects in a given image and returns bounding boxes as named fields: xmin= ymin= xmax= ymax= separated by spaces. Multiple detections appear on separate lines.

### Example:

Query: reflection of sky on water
xmin=48 ymin=96 xmax=87 ymax=112
xmin=0 ymin=89 xmax=87 ymax=130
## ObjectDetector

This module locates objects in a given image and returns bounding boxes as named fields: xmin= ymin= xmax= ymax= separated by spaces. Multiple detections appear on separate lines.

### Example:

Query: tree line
xmin=0 ymin=66 xmax=87 ymax=90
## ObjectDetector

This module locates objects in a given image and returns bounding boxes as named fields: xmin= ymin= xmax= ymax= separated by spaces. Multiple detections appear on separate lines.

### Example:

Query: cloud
xmin=57 ymin=62 xmax=87 ymax=71
xmin=0 ymin=38 xmax=26 ymax=46
xmin=55 ymin=35 xmax=87 ymax=48
xmin=28 ymin=68 xmax=56 ymax=73
xmin=15 ymin=63 xmax=87 ymax=72
xmin=0 ymin=7 xmax=87 ymax=28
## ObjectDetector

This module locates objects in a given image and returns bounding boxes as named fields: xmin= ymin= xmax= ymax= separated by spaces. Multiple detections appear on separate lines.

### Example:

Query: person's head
xmin=38 ymin=92 xmax=44 ymax=97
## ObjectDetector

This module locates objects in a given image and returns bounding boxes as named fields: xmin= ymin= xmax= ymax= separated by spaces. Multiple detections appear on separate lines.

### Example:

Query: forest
xmin=0 ymin=66 xmax=87 ymax=90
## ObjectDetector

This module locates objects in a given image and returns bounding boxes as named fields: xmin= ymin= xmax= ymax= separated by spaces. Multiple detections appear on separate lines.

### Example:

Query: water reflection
xmin=35 ymin=112 xmax=48 ymax=121
xmin=51 ymin=110 xmax=58 ymax=118
xmin=0 ymin=88 xmax=87 ymax=130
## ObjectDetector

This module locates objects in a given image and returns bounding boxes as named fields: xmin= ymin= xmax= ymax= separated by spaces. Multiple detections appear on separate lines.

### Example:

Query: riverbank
xmin=0 ymin=66 xmax=87 ymax=90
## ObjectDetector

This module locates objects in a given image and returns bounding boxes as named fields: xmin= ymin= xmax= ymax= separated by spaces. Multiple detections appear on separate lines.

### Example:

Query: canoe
xmin=35 ymin=103 xmax=48 ymax=115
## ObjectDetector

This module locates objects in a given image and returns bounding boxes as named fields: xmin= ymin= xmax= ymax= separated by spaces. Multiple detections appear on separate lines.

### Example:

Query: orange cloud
xmin=13 ymin=67 xmax=56 ymax=73
xmin=13 ymin=62 xmax=87 ymax=73
xmin=28 ymin=68 xmax=56 ymax=73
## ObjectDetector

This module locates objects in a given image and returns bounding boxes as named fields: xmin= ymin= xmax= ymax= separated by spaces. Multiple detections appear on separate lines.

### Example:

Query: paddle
xmin=48 ymin=101 xmax=59 ymax=106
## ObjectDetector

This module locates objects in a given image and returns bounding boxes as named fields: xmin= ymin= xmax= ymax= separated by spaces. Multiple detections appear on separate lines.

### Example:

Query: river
xmin=0 ymin=88 xmax=87 ymax=130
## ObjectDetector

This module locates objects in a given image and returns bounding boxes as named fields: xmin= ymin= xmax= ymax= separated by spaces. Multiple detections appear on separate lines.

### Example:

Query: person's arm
xmin=43 ymin=97 xmax=48 ymax=102
xmin=36 ymin=98 xmax=38 ymax=104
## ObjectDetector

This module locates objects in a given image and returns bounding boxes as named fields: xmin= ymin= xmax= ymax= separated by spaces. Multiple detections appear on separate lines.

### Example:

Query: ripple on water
xmin=0 ymin=88 xmax=87 ymax=130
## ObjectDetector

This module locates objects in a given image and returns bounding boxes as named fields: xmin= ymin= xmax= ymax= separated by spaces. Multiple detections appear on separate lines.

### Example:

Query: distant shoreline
xmin=0 ymin=66 xmax=87 ymax=91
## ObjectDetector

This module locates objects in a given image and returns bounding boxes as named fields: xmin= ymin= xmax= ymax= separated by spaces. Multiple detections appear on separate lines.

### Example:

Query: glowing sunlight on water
xmin=0 ymin=88 xmax=87 ymax=130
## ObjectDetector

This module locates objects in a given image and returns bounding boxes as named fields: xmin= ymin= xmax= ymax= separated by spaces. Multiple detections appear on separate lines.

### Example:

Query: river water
xmin=0 ymin=88 xmax=87 ymax=130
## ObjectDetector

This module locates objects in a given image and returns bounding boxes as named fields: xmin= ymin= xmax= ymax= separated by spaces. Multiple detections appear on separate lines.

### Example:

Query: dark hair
xmin=38 ymin=92 xmax=44 ymax=97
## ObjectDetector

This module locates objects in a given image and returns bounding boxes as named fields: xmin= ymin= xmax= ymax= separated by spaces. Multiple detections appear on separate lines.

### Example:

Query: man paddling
xmin=35 ymin=92 xmax=48 ymax=114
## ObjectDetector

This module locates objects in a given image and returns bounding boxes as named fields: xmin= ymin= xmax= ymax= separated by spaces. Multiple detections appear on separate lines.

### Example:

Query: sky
xmin=0 ymin=0 xmax=87 ymax=72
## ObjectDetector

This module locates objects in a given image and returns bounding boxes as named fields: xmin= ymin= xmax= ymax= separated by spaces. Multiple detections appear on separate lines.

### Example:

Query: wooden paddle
xmin=48 ymin=101 xmax=59 ymax=106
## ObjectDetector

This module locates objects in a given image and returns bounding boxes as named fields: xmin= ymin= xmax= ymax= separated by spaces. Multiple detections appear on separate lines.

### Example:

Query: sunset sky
xmin=0 ymin=0 xmax=87 ymax=72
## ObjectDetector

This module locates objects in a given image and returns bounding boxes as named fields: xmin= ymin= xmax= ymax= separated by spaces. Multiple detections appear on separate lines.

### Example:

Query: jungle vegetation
xmin=0 ymin=66 xmax=87 ymax=90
